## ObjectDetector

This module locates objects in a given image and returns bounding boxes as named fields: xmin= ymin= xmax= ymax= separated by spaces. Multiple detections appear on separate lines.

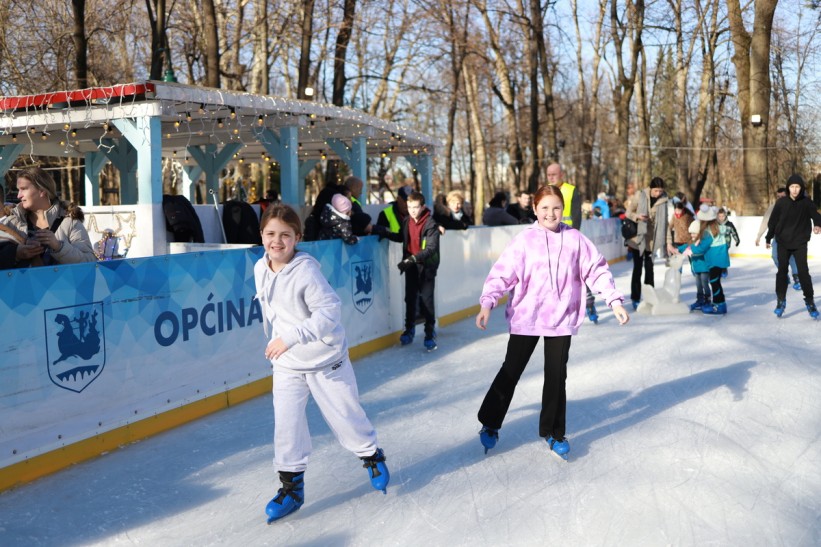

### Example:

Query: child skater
xmin=683 ymin=219 xmax=712 ymax=311
xmin=254 ymin=204 xmax=389 ymax=523
xmin=475 ymin=185 xmax=630 ymax=461
xmin=716 ymin=207 xmax=740 ymax=278
xmin=683 ymin=206 xmax=729 ymax=314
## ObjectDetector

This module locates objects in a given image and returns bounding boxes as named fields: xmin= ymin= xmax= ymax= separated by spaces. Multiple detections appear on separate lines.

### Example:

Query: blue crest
xmin=351 ymin=260 xmax=374 ymax=314
xmin=44 ymin=302 xmax=106 ymax=393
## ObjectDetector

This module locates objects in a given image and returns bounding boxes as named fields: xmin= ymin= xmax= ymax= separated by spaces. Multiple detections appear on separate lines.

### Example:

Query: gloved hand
xmin=397 ymin=256 xmax=416 ymax=274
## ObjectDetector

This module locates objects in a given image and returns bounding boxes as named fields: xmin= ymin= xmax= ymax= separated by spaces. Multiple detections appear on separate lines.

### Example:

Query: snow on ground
xmin=1 ymin=257 xmax=819 ymax=546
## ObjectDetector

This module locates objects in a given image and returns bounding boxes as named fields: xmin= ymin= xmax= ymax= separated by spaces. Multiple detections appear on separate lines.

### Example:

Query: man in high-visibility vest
xmin=377 ymin=184 xmax=413 ymax=236
xmin=546 ymin=163 xmax=598 ymax=323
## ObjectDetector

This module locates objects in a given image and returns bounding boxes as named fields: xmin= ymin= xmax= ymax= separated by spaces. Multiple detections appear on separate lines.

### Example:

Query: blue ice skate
xmin=399 ymin=327 xmax=415 ymax=346
xmin=774 ymin=300 xmax=786 ymax=318
xmin=793 ymin=275 xmax=801 ymax=291
xmin=546 ymin=436 xmax=570 ymax=462
xmin=806 ymin=301 xmax=819 ymax=320
xmin=266 ymin=472 xmax=304 ymax=524
xmin=702 ymin=302 xmax=727 ymax=315
xmin=690 ymin=298 xmax=707 ymax=311
xmin=424 ymin=330 xmax=437 ymax=351
xmin=361 ymin=448 xmax=390 ymax=494
xmin=479 ymin=426 xmax=499 ymax=454
xmin=631 ymin=300 xmax=640 ymax=311
xmin=586 ymin=304 xmax=599 ymax=324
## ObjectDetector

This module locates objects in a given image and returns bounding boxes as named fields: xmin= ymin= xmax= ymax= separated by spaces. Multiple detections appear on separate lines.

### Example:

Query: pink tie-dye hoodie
xmin=479 ymin=222 xmax=624 ymax=336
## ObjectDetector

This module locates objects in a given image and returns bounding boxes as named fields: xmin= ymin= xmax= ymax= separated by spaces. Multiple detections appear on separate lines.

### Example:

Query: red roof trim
xmin=0 ymin=83 xmax=155 ymax=111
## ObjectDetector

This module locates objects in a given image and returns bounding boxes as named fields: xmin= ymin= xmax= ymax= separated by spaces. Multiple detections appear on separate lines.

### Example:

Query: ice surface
xmin=1 ymin=258 xmax=819 ymax=546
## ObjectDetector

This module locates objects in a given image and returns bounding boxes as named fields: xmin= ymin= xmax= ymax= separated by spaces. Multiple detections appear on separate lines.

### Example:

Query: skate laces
xmin=274 ymin=477 xmax=303 ymax=504
xmin=361 ymin=449 xmax=386 ymax=477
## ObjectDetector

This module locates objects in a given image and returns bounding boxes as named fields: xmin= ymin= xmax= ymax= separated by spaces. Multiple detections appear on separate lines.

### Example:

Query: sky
xmin=0 ymin=257 xmax=819 ymax=546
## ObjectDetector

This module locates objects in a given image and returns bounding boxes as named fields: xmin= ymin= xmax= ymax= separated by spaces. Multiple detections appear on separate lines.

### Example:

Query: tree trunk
xmin=463 ymin=61 xmax=488 ymax=214
xmin=726 ymin=0 xmax=778 ymax=215
xmin=251 ymin=0 xmax=269 ymax=94
xmin=71 ymin=0 xmax=87 ymax=88
xmin=531 ymin=0 xmax=558 ymax=164
xmin=332 ymin=0 xmax=356 ymax=106
xmin=297 ymin=0 xmax=316 ymax=99
xmin=202 ymin=0 xmax=220 ymax=88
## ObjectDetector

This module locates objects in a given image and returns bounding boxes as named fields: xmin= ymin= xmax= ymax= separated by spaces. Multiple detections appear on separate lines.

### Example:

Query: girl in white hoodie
xmin=254 ymin=204 xmax=389 ymax=523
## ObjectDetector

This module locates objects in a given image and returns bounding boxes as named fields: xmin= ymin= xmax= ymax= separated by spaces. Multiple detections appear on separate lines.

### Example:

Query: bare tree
xmin=202 ymin=0 xmax=220 ymax=87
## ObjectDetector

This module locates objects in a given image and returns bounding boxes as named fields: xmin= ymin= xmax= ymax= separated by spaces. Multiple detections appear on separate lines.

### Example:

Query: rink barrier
xmin=4 ymin=216 xmax=803 ymax=492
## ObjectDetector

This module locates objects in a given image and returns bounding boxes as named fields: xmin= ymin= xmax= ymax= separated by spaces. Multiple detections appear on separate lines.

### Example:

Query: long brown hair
xmin=16 ymin=166 xmax=84 ymax=220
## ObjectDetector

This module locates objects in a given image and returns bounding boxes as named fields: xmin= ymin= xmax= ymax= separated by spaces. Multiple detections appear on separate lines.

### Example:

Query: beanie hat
xmin=688 ymin=219 xmax=701 ymax=235
xmin=351 ymin=212 xmax=372 ymax=236
xmin=786 ymin=174 xmax=805 ymax=192
xmin=696 ymin=204 xmax=717 ymax=222
xmin=331 ymin=194 xmax=352 ymax=215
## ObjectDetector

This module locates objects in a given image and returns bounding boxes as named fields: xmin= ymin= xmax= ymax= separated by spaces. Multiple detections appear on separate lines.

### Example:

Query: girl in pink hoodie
xmin=475 ymin=185 xmax=630 ymax=461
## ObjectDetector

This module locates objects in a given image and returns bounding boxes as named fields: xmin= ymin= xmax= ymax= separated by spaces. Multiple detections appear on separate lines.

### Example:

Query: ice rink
xmin=1 ymin=257 xmax=819 ymax=546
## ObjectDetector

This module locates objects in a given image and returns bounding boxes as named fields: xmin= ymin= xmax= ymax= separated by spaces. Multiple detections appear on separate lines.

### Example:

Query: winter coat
xmin=482 ymin=206 xmax=519 ymax=226
xmin=667 ymin=209 xmax=694 ymax=246
xmin=254 ymin=252 xmax=348 ymax=373
xmin=765 ymin=194 xmax=821 ymax=249
xmin=625 ymin=188 xmax=668 ymax=255
xmin=318 ymin=203 xmax=357 ymax=244
xmin=479 ymin=222 xmax=624 ymax=337
xmin=0 ymin=202 xmax=95 ymax=264
xmin=719 ymin=219 xmax=740 ymax=247
xmin=401 ymin=208 xmax=440 ymax=278
xmin=689 ymin=228 xmax=730 ymax=270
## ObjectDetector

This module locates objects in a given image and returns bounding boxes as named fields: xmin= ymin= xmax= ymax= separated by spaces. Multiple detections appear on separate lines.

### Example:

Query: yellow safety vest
xmin=559 ymin=183 xmax=576 ymax=227
xmin=383 ymin=204 xmax=401 ymax=233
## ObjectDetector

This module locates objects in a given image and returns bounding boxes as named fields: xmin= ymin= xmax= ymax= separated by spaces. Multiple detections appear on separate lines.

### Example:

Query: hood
xmin=786 ymin=174 xmax=806 ymax=197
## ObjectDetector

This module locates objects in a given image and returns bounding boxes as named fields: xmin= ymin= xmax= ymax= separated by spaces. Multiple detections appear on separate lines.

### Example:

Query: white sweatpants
xmin=273 ymin=357 xmax=378 ymax=473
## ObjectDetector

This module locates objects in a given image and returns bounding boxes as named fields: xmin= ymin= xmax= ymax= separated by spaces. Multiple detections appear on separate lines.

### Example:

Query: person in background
xmin=254 ymin=204 xmax=390 ymax=523
xmin=756 ymin=187 xmax=801 ymax=291
xmin=506 ymin=191 xmax=537 ymax=224
xmin=624 ymin=177 xmax=668 ymax=310
xmin=666 ymin=199 xmax=695 ymax=257
xmin=0 ymin=166 xmax=95 ymax=266
xmin=591 ymin=192 xmax=611 ymax=219
xmin=764 ymin=174 xmax=821 ymax=319
xmin=482 ymin=191 xmax=519 ymax=226
xmin=377 ymin=184 xmax=412 ymax=235
xmin=393 ymin=191 xmax=441 ymax=350
xmin=434 ymin=190 xmax=473 ymax=230
xmin=475 ymin=185 xmax=629 ymax=462
xmin=318 ymin=194 xmax=358 ymax=245
xmin=716 ymin=208 xmax=740 ymax=278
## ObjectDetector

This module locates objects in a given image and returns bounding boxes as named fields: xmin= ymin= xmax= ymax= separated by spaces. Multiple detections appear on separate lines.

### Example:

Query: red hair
xmin=533 ymin=185 xmax=564 ymax=209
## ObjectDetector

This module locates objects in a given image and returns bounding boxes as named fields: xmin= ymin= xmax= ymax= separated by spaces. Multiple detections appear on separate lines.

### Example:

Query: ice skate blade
xmin=548 ymin=449 xmax=569 ymax=463
xmin=266 ymin=507 xmax=300 ymax=524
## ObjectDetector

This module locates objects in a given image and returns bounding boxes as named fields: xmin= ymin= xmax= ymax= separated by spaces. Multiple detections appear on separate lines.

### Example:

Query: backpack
xmin=222 ymin=200 xmax=262 ymax=245
xmin=621 ymin=218 xmax=638 ymax=240
xmin=162 ymin=194 xmax=205 ymax=243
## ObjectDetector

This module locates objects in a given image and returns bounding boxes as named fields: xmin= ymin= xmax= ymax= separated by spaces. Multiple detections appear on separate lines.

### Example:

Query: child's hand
xmin=475 ymin=307 xmax=491 ymax=330
xmin=612 ymin=304 xmax=630 ymax=325
xmin=265 ymin=338 xmax=289 ymax=361
xmin=682 ymin=246 xmax=693 ymax=257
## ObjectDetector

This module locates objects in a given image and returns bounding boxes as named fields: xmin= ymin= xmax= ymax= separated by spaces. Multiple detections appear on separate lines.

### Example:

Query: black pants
xmin=776 ymin=244 xmax=814 ymax=302
xmin=631 ymin=249 xmax=654 ymax=301
xmin=404 ymin=269 xmax=436 ymax=336
xmin=708 ymin=266 xmax=725 ymax=304
xmin=478 ymin=334 xmax=571 ymax=440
